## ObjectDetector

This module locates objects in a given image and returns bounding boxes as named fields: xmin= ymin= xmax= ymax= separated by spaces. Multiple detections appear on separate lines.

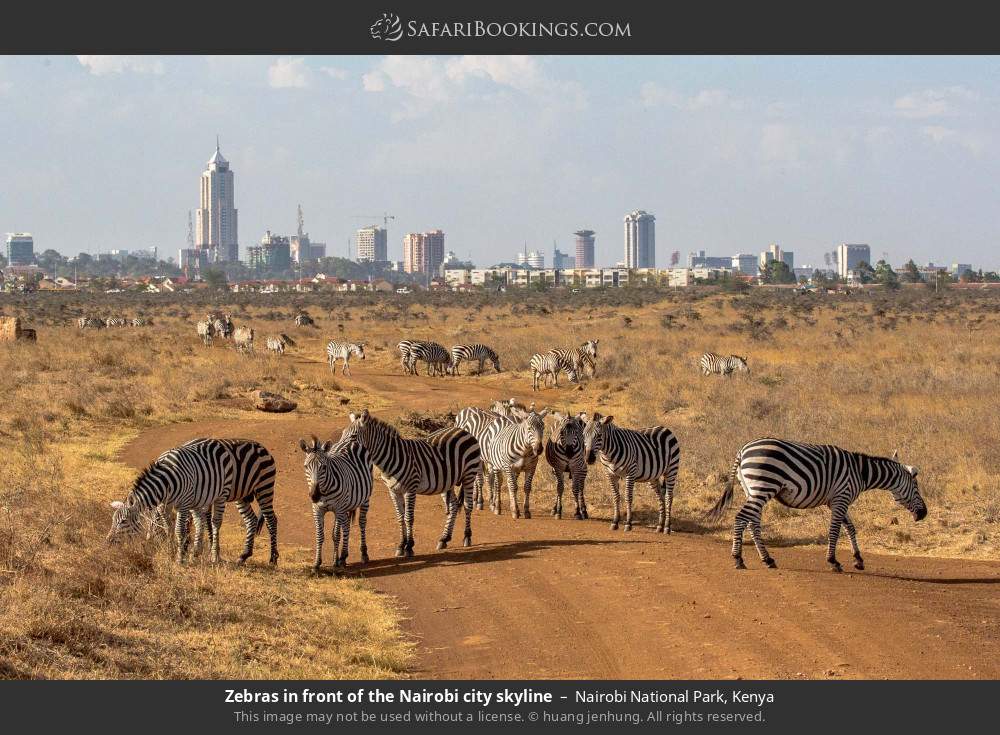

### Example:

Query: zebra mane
xmin=127 ymin=460 xmax=166 ymax=505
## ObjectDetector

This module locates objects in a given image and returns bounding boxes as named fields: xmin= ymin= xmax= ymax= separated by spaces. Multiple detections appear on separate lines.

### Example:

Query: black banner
xmin=2 ymin=680 xmax=997 ymax=732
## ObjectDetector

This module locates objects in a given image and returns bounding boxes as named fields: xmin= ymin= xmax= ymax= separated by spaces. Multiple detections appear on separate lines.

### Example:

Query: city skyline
xmin=1 ymin=56 xmax=999 ymax=267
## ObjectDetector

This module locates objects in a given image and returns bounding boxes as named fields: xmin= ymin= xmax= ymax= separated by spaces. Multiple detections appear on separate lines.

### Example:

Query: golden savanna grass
xmin=1 ymin=287 xmax=998 ymax=678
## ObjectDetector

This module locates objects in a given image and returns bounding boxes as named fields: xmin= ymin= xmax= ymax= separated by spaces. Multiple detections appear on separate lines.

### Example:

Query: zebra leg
xmin=608 ymin=475 xmax=622 ymax=530
xmin=388 ymin=488 xmax=407 ymax=557
xmin=489 ymin=470 xmax=501 ymax=515
xmin=826 ymin=503 xmax=848 ymax=572
xmin=749 ymin=519 xmax=776 ymax=568
xmin=190 ymin=510 xmax=206 ymax=559
xmin=843 ymin=512 xmax=864 ymax=570
xmin=505 ymin=468 xmax=520 ymax=519
xmin=473 ymin=472 xmax=484 ymax=510
xmin=552 ymin=470 xmax=563 ymax=518
xmin=623 ymin=475 xmax=635 ymax=531
xmin=358 ymin=504 xmax=370 ymax=564
xmin=522 ymin=465 xmax=536 ymax=519
xmin=460 ymin=478 xmax=474 ymax=547
xmin=236 ymin=500 xmax=258 ymax=564
xmin=261 ymin=500 xmax=279 ymax=566
xmin=312 ymin=505 xmax=325 ymax=571
xmin=175 ymin=509 xmax=190 ymax=563
xmin=332 ymin=514 xmax=342 ymax=567
xmin=336 ymin=511 xmax=352 ymax=567
xmin=344 ymin=358 xmax=352 ymax=377
xmin=209 ymin=499 xmax=225 ymax=563
xmin=573 ymin=470 xmax=589 ymax=519
xmin=652 ymin=479 xmax=667 ymax=533
xmin=437 ymin=490 xmax=459 ymax=550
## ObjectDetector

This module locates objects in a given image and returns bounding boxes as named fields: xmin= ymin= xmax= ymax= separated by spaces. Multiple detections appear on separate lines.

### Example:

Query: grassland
xmin=1 ymin=286 xmax=998 ymax=678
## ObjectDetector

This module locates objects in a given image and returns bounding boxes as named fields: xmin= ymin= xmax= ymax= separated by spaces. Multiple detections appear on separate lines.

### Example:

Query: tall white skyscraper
xmin=837 ymin=243 xmax=871 ymax=280
xmin=356 ymin=225 xmax=388 ymax=262
xmin=624 ymin=210 xmax=656 ymax=268
xmin=195 ymin=140 xmax=239 ymax=262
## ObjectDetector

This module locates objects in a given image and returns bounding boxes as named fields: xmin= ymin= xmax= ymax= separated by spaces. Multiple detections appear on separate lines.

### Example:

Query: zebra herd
xmin=77 ymin=315 xmax=152 ymax=329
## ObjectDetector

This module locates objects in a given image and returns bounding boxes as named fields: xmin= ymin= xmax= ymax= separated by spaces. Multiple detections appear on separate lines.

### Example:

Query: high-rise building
xmin=195 ymin=141 xmax=239 ymax=263
xmin=516 ymin=250 xmax=545 ymax=269
xmin=732 ymin=254 xmax=758 ymax=276
xmin=759 ymin=243 xmax=794 ymax=272
xmin=574 ymin=230 xmax=595 ymax=269
xmin=247 ymin=231 xmax=291 ymax=271
xmin=179 ymin=248 xmax=207 ymax=274
xmin=357 ymin=226 xmax=388 ymax=263
xmin=5 ymin=233 xmax=34 ymax=266
xmin=689 ymin=250 xmax=732 ymax=269
xmin=403 ymin=230 xmax=445 ymax=275
xmin=553 ymin=246 xmax=573 ymax=269
xmin=624 ymin=210 xmax=655 ymax=268
xmin=836 ymin=243 xmax=871 ymax=280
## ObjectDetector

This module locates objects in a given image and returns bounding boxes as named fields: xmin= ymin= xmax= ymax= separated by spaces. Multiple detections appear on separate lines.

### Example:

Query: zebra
xmin=299 ymin=435 xmax=374 ymax=570
xmin=454 ymin=405 xmax=513 ymax=510
xmin=130 ymin=317 xmax=152 ymax=327
xmin=294 ymin=313 xmax=316 ymax=327
xmin=582 ymin=413 xmax=680 ymax=534
xmin=450 ymin=344 xmax=501 ymax=375
xmin=700 ymin=352 xmax=750 ymax=377
xmin=408 ymin=341 xmax=452 ymax=376
xmin=530 ymin=351 xmax=578 ymax=391
xmin=479 ymin=408 xmax=549 ymax=518
xmin=551 ymin=339 xmax=599 ymax=379
xmin=108 ymin=438 xmax=279 ymax=565
xmin=105 ymin=316 xmax=127 ymax=328
xmin=326 ymin=341 xmax=366 ymax=376
xmin=77 ymin=316 xmax=105 ymax=330
xmin=339 ymin=408 xmax=481 ymax=556
xmin=397 ymin=340 xmax=419 ymax=375
xmin=212 ymin=313 xmax=234 ymax=339
xmin=706 ymin=438 xmax=927 ymax=572
xmin=196 ymin=320 xmax=216 ymax=345
xmin=265 ymin=333 xmax=295 ymax=355
xmin=233 ymin=326 xmax=254 ymax=354
xmin=546 ymin=411 xmax=589 ymax=520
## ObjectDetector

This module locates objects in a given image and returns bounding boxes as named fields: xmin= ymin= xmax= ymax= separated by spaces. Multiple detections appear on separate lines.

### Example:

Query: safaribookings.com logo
xmin=370 ymin=13 xmax=631 ymax=42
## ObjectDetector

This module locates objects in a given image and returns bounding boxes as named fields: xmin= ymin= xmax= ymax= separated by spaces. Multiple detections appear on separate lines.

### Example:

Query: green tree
xmin=759 ymin=260 xmax=796 ymax=284
xmin=902 ymin=259 xmax=923 ymax=283
xmin=202 ymin=268 xmax=228 ymax=291
xmin=874 ymin=260 xmax=900 ymax=289
xmin=854 ymin=260 xmax=876 ymax=284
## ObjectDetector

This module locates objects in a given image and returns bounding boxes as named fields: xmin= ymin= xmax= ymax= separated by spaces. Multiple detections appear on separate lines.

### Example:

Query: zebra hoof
xmin=463 ymin=536 xmax=471 ymax=547
xmin=734 ymin=558 xmax=747 ymax=570
xmin=405 ymin=547 xmax=414 ymax=558
xmin=436 ymin=540 xmax=447 ymax=551
xmin=269 ymin=554 xmax=279 ymax=566
xmin=395 ymin=546 xmax=406 ymax=557
xmin=582 ymin=510 xmax=590 ymax=519
xmin=764 ymin=558 xmax=778 ymax=569
xmin=830 ymin=562 xmax=843 ymax=573
xmin=854 ymin=559 xmax=864 ymax=570
xmin=656 ymin=525 xmax=664 ymax=533
xmin=610 ymin=522 xmax=618 ymax=531
xmin=524 ymin=510 xmax=531 ymax=519
xmin=624 ymin=523 xmax=633 ymax=532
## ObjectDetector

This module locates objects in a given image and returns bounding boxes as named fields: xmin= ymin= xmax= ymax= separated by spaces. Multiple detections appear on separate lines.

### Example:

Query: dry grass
xmin=2 ymin=287 xmax=999 ymax=678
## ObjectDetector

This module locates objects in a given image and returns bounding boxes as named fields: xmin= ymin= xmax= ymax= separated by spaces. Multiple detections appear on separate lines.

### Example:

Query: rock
xmin=250 ymin=390 xmax=297 ymax=413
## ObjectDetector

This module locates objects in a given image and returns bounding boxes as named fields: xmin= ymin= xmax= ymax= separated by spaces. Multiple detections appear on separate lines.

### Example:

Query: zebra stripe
xmin=196 ymin=320 xmax=216 ymax=345
xmin=545 ymin=411 xmax=589 ymax=520
xmin=583 ymin=413 xmax=680 ymax=534
xmin=299 ymin=435 xmax=374 ymax=569
xmin=340 ymin=409 xmax=481 ymax=556
xmin=77 ymin=316 xmax=105 ymax=330
xmin=530 ymin=351 xmax=578 ymax=391
xmin=233 ymin=326 xmax=254 ymax=354
xmin=707 ymin=438 xmax=927 ymax=571
xmin=396 ymin=340 xmax=419 ymax=374
xmin=550 ymin=339 xmax=599 ymax=379
xmin=108 ymin=438 xmax=279 ymax=564
xmin=105 ymin=317 xmax=127 ymax=328
xmin=294 ymin=313 xmax=315 ymax=327
xmin=130 ymin=317 xmax=151 ymax=327
xmin=700 ymin=352 xmax=749 ymax=377
xmin=455 ymin=406 xmax=513 ymax=510
xmin=450 ymin=344 xmax=501 ymax=375
xmin=479 ymin=408 xmax=548 ymax=518
xmin=265 ymin=333 xmax=295 ymax=355
xmin=211 ymin=314 xmax=234 ymax=339
xmin=407 ymin=341 xmax=452 ymax=376
xmin=327 ymin=340 xmax=366 ymax=376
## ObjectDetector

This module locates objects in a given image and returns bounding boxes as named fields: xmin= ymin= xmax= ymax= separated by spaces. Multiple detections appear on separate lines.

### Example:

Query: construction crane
xmin=352 ymin=213 xmax=396 ymax=230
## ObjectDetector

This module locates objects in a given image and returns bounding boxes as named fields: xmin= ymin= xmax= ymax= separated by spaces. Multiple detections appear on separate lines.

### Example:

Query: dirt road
xmin=119 ymin=360 xmax=1000 ymax=679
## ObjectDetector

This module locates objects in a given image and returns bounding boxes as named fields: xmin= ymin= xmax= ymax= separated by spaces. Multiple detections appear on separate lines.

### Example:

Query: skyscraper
xmin=624 ymin=210 xmax=655 ymax=268
xmin=403 ymin=230 xmax=445 ymax=275
xmin=574 ymin=230 xmax=595 ymax=269
xmin=357 ymin=225 xmax=388 ymax=262
xmin=195 ymin=140 xmax=239 ymax=263
xmin=836 ymin=243 xmax=871 ymax=280
xmin=5 ymin=233 xmax=34 ymax=266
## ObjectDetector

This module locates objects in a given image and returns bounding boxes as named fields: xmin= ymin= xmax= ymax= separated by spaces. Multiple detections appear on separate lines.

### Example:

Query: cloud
xmin=76 ymin=56 xmax=165 ymax=76
xmin=640 ymin=83 xmax=740 ymax=111
xmin=321 ymin=66 xmax=349 ymax=80
xmin=444 ymin=55 xmax=543 ymax=92
xmin=268 ymin=57 xmax=311 ymax=88
xmin=758 ymin=123 xmax=806 ymax=168
xmin=920 ymin=125 xmax=986 ymax=155
xmin=893 ymin=86 xmax=978 ymax=119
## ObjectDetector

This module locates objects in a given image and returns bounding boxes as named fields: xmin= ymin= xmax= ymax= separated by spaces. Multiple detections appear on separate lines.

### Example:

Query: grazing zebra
xmin=408 ymin=341 xmax=452 ymax=376
xmin=212 ymin=314 xmax=234 ymax=339
xmin=265 ymin=333 xmax=295 ymax=355
xmin=450 ymin=344 xmax=501 ymax=375
xmin=108 ymin=438 xmax=279 ymax=565
xmin=233 ymin=326 xmax=254 ymax=354
xmin=707 ymin=438 xmax=927 ymax=571
xmin=130 ymin=317 xmax=152 ymax=327
xmin=479 ymin=408 xmax=549 ymax=518
xmin=77 ymin=316 xmax=105 ymax=330
xmin=551 ymin=339 xmax=599 ymax=379
xmin=339 ymin=409 xmax=481 ymax=556
xmin=397 ymin=340 xmax=419 ymax=374
xmin=700 ymin=352 xmax=750 ymax=377
xmin=326 ymin=340 xmax=366 ymax=376
xmin=299 ymin=435 xmax=374 ymax=570
xmin=196 ymin=320 xmax=216 ymax=345
xmin=105 ymin=316 xmax=127 ymax=328
xmin=294 ymin=313 xmax=316 ymax=327
xmin=530 ymin=351 xmax=578 ymax=391
xmin=455 ymin=405 xmax=513 ymax=510
xmin=546 ymin=411 xmax=589 ymax=520
xmin=583 ymin=413 xmax=680 ymax=533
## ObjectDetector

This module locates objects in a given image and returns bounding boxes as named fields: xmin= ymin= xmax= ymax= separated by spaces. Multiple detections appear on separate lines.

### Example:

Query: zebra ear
xmin=906 ymin=465 xmax=918 ymax=477
xmin=359 ymin=409 xmax=371 ymax=424
xmin=321 ymin=441 xmax=334 ymax=453
xmin=891 ymin=449 xmax=899 ymax=460
xmin=537 ymin=407 xmax=550 ymax=417
xmin=591 ymin=412 xmax=602 ymax=422
xmin=600 ymin=415 xmax=614 ymax=425
xmin=349 ymin=413 xmax=358 ymax=423
xmin=298 ymin=439 xmax=309 ymax=452
xmin=110 ymin=500 xmax=125 ymax=510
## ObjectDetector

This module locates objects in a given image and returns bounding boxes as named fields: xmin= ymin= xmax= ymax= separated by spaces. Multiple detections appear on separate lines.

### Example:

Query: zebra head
xmin=516 ymin=409 xmax=549 ymax=457
xmin=888 ymin=451 xmax=927 ymax=521
xmin=341 ymin=409 xmax=375 ymax=447
xmin=492 ymin=355 xmax=502 ymax=373
xmin=491 ymin=398 xmax=517 ymax=417
xmin=733 ymin=355 xmax=750 ymax=375
xmin=107 ymin=498 xmax=144 ymax=541
xmin=583 ymin=412 xmax=614 ymax=465
xmin=299 ymin=435 xmax=335 ymax=503
xmin=353 ymin=342 xmax=367 ymax=360
xmin=583 ymin=339 xmax=599 ymax=359
xmin=551 ymin=411 xmax=585 ymax=455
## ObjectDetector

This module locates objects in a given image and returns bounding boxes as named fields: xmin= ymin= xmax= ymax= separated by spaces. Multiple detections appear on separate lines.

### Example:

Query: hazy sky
xmin=1 ymin=55 xmax=998 ymax=268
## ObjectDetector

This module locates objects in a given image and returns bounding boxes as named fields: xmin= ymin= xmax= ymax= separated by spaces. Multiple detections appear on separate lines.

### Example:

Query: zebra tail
xmin=705 ymin=453 xmax=741 ymax=523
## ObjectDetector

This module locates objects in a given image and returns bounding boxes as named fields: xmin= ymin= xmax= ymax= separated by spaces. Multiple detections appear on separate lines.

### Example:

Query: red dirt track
xmin=119 ymin=363 xmax=1000 ymax=679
